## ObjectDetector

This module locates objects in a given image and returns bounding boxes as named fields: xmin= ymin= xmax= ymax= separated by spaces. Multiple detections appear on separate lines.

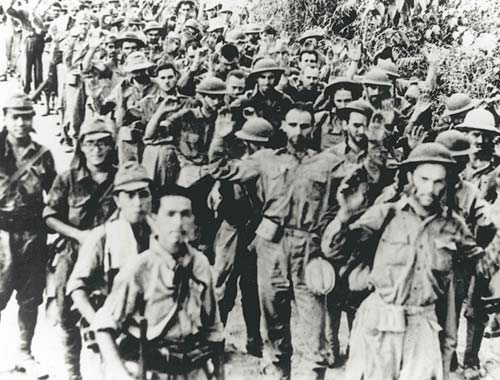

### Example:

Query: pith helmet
xmin=196 ymin=76 xmax=226 ymax=95
xmin=235 ymin=118 xmax=274 ymax=142
xmin=401 ymin=142 xmax=456 ymax=166
xmin=435 ymin=130 xmax=477 ymax=156
xmin=115 ymin=31 xmax=145 ymax=48
xmin=455 ymin=109 xmax=500 ymax=134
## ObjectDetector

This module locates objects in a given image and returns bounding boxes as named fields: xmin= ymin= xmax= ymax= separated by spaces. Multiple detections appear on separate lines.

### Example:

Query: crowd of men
xmin=2 ymin=0 xmax=500 ymax=379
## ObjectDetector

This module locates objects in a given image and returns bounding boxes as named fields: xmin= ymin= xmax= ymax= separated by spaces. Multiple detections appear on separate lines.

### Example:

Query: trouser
xmin=63 ymin=78 xmax=86 ymax=141
xmin=142 ymin=143 xmax=180 ymax=190
xmin=117 ymin=126 xmax=142 ymax=162
xmin=256 ymin=230 xmax=327 ymax=380
xmin=5 ymin=29 xmax=22 ymax=75
xmin=213 ymin=220 xmax=261 ymax=346
xmin=346 ymin=293 xmax=444 ymax=380
xmin=0 ymin=228 xmax=47 ymax=355
xmin=47 ymin=247 xmax=82 ymax=379
xmin=463 ymin=274 xmax=489 ymax=368
xmin=22 ymin=33 xmax=44 ymax=95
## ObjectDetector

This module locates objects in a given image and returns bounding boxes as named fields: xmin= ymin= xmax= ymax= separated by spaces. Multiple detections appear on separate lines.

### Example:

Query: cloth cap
xmin=114 ymin=160 xmax=151 ymax=192
xmin=401 ymin=142 xmax=456 ymax=166
xmin=125 ymin=51 xmax=155 ymax=72
xmin=435 ymin=130 xmax=477 ymax=156
xmin=196 ymin=76 xmax=226 ymax=95
xmin=79 ymin=116 xmax=115 ymax=141
xmin=3 ymin=92 xmax=35 ymax=115
xmin=455 ymin=108 xmax=500 ymax=134
xmin=235 ymin=117 xmax=274 ymax=142
xmin=443 ymin=93 xmax=479 ymax=117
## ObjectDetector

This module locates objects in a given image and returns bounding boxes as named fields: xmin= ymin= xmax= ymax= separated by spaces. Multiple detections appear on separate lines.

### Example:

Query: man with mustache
xmin=209 ymin=102 xmax=386 ymax=379
xmin=322 ymin=142 xmax=488 ymax=380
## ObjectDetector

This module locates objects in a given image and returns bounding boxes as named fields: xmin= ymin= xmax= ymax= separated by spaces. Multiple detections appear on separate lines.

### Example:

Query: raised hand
xmin=214 ymin=108 xmax=234 ymax=138
xmin=347 ymin=38 xmax=363 ymax=61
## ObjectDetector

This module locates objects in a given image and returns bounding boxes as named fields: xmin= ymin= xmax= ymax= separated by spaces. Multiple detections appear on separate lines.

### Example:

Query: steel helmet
xmin=442 ymin=93 xmax=479 ymax=118
xmin=435 ymin=130 xmax=477 ymax=156
xmin=304 ymin=258 xmax=336 ymax=295
xmin=337 ymin=99 xmax=374 ymax=121
xmin=401 ymin=142 xmax=456 ymax=166
xmin=362 ymin=68 xmax=393 ymax=87
xmin=248 ymin=58 xmax=284 ymax=80
xmin=235 ymin=118 xmax=274 ymax=142
xmin=196 ymin=76 xmax=227 ymax=95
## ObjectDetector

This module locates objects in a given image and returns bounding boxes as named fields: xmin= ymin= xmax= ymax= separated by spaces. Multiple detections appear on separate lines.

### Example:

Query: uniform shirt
xmin=237 ymin=87 xmax=293 ymax=130
xmin=322 ymin=196 xmax=484 ymax=307
xmin=67 ymin=216 xmax=151 ymax=298
xmin=92 ymin=239 xmax=223 ymax=343
xmin=211 ymin=144 xmax=347 ymax=233
xmin=43 ymin=165 xmax=117 ymax=229
xmin=0 ymin=134 xmax=56 ymax=215
xmin=105 ymin=78 xmax=160 ymax=128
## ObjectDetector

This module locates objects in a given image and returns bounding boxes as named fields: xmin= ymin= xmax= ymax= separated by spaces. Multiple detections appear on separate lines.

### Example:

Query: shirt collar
xmin=149 ymin=238 xmax=193 ymax=270
xmin=2 ymin=135 xmax=37 ymax=159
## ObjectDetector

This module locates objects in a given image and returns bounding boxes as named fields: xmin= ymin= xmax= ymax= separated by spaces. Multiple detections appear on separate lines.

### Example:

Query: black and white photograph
xmin=0 ymin=0 xmax=500 ymax=379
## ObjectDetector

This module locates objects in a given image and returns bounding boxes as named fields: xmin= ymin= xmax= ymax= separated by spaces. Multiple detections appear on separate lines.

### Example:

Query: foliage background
xmin=251 ymin=0 xmax=500 ymax=110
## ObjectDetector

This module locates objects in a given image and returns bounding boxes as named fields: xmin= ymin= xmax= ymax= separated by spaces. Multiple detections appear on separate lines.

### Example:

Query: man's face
xmin=5 ymin=111 xmax=33 ymax=140
xmin=301 ymin=67 xmax=319 ymax=90
xmin=105 ymin=41 xmax=117 ymax=56
xmin=156 ymin=196 xmax=195 ymax=254
xmin=257 ymin=72 xmax=276 ymax=95
xmin=77 ymin=19 xmax=90 ymax=38
xmin=122 ymin=41 xmax=139 ymax=57
xmin=226 ymin=75 xmax=245 ymax=99
xmin=115 ymin=187 xmax=152 ymax=224
xmin=345 ymin=111 xmax=368 ymax=147
xmin=156 ymin=68 xmax=178 ymax=93
xmin=299 ymin=52 xmax=317 ymax=70
xmin=201 ymin=94 xmax=225 ymax=113
xmin=408 ymin=163 xmax=447 ymax=210
xmin=333 ymin=89 xmax=352 ymax=110
xmin=365 ymin=84 xmax=388 ymax=107
xmin=261 ymin=32 xmax=276 ymax=45
xmin=50 ymin=5 xmax=61 ymax=19
xmin=467 ymin=130 xmax=483 ymax=150
xmin=166 ymin=38 xmax=181 ymax=54
xmin=147 ymin=30 xmax=160 ymax=45
xmin=80 ymin=134 xmax=113 ymax=166
xmin=179 ymin=3 xmax=192 ymax=16
xmin=90 ymin=3 xmax=101 ymax=13
xmin=282 ymin=109 xmax=313 ymax=151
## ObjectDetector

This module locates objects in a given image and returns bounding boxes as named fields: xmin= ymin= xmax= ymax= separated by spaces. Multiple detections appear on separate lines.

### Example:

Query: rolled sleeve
xmin=43 ymin=172 xmax=69 ymax=220
xmin=66 ymin=226 xmax=106 ymax=296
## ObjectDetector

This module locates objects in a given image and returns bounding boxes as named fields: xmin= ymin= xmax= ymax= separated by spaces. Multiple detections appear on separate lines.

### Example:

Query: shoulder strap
xmin=8 ymin=146 xmax=48 ymax=189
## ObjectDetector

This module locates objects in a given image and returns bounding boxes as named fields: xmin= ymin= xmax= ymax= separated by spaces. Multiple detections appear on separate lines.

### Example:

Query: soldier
xmin=210 ymin=102 xmax=385 ymax=379
xmin=322 ymin=143 xmax=487 ymax=380
xmin=313 ymin=78 xmax=363 ymax=150
xmin=443 ymin=93 xmax=479 ymax=128
xmin=44 ymin=116 xmax=117 ymax=380
xmin=0 ymin=92 xmax=56 ymax=379
xmin=92 ymin=187 xmax=225 ymax=380
xmin=211 ymin=117 xmax=275 ymax=359
xmin=143 ymin=21 xmax=165 ymax=64
xmin=67 ymin=161 xmax=153 ymax=379
xmin=237 ymin=58 xmax=293 ymax=133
